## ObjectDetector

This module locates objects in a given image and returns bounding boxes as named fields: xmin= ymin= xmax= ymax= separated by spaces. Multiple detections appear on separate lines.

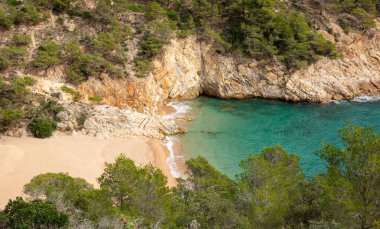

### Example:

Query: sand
xmin=0 ymin=134 xmax=176 ymax=208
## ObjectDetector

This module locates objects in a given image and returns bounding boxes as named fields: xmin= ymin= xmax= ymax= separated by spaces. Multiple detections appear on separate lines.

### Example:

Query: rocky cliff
xmin=148 ymin=20 xmax=380 ymax=104
xmin=2 ymin=7 xmax=380 ymax=139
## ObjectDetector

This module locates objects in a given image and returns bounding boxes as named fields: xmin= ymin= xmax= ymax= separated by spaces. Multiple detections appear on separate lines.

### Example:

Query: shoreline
xmin=147 ymin=138 xmax=177 ymax=186
xmin=159 ymin=102 xmax=193 ymax=180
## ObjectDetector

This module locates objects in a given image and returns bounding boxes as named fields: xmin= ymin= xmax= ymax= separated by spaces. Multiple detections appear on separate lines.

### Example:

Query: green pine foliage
xmin=0 ymin=46 xmax=28 ymax=70
xmin=0 ymin=76 xmax=35 ymax=131
xmin=32 ymin=40 xmax=61 ymax=68
xmin=1 ymin=197 xmax=68 ymax=228
xmin=326 ymin=0 xmax=379 ymax=29
xmin=1 ymin=0 xmax=343 ymax=76
xmin=12 ymin=34 xmax=31 ymax=46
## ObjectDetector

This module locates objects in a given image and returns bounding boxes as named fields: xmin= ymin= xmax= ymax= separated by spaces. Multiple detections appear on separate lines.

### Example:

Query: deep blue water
xmin=180 ymin=96 xmax=380 ymax=178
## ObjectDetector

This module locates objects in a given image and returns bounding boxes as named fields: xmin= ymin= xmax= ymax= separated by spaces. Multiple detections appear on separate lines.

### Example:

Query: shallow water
xmin=180 ymin=96 xmax=380 ymax=178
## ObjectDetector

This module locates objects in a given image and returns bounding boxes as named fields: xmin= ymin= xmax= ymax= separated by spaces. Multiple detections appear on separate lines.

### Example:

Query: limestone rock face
xmin=148 ymin=21 xmax=380 ymax=103
xmin=57 ymin=103 xmax=184 ymax=139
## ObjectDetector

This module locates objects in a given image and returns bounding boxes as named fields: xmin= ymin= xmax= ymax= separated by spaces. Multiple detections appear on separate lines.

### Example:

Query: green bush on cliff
xmin=61 ymin=85 xmax=80 ymax=101
xmin=67 ymin=53 xmax=122 ymax=83
xmin=326 ymin=0 xmax=379 ymax=29
xmin=91 ymin=32 xmax=117 ymax=54
xmin=0 ymin=46 xmax=28 ymax=70
xmin=32 ymin=40 xmax=61 ymax=68
xmin=0 ymin=6 xmax=13 ymax=29
xmin=10 ymin=2 xmax=42 ymax=25
xmin=63 ymin=40 xmax=123 ymax=83
xmin=0 ymin=76 xmax=36 ymax=131
xmin=28 ymin=118 xmax=55 ymax=138
xmin=134 ymin=33 xmax=165 ymax=77
xmin=12 ymin=34 xmax=31 ymax=46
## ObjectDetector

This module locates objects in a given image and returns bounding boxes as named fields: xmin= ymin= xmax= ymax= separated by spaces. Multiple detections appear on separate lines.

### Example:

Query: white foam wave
xmin=352 ymin=95 xmax=380 ymax=102
xmin=165 ymin=136 xmax=181 ymax=178
xmin=164 ymin=101 xmax=192 ymax=120
xmin=331 ymin=100 xmax=348 ymax=104
xmin=163 ymin=101 xmax=192 ymax=178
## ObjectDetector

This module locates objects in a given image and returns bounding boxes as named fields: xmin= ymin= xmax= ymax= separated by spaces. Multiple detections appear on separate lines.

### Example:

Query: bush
xmin=12 ymin=2 xmax=41 ymax=25
xmin=91 ymin=32 xmax=116 ymax=53
xmin=326 ymin=0 xmax=378 ymax=29
xmin=352 ymin=7 xmax=376 ymax=28
xmin=32 ymin=40 xmax=61 ymax=68
xmin=67 ymin=53 xmax=122 ymax=83
xmin=28 ymin=118 xmax=55 ymax=138
xmin=12 ymin=34 xmax=31 ymax=46
xmin=127 ymin=4 xmax=145 ymax=12
xmin=61 ymin=85 xmax=80 ymax=101
xmin=0 ymin=46 xmax=27 ymax=70
xmin=76 ymin=113 xmax=87 ymax=129
xmin=0 ymin=7 xmax=13 ymax=29
xmin=135 ymin=60 xmax=154 ymax=77
xmin=2 ymin=197 xmax=68 ymax=228
xmin=0 ymin=108 xmax=23 ymax=130
xmin=38 ymin=99 xmax=63 ymax=118
xmin=34 ymin=0 xmax=73 ymax=12
xmin=138 ymin=34 xmax=164 ymax=59
xmin=88 ymin=95 xmax=103 ymax=103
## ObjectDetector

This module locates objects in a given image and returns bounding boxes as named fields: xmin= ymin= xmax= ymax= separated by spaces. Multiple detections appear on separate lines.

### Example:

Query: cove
xmin=179 ymin=96 xmax=380 ymax=178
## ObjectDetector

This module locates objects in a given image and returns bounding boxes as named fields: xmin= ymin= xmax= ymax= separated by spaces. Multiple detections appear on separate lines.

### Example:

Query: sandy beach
xmin=0 ymin=134 xmax=176 ymax=208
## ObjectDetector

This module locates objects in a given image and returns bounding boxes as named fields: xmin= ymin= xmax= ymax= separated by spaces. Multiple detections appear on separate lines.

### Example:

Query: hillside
xmin=0 ymin=0 xmax=380 ymax=139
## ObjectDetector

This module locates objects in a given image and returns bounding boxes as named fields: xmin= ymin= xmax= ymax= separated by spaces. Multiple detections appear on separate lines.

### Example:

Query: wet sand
xmin=0 ymin=134 xmax=175 ymax=208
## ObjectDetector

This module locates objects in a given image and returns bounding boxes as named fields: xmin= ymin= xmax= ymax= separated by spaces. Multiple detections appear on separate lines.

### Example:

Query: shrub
xmin=91 ymin=32 xmax=116 ymax=53
xmin=2 ymin=197 xmax=68 ymax=228
xmin=127 ymin=4 xmax=145 ymax=12
xmin=352 ymin=7 xmax=376 ymax=28
xmin=28 ymin=118 xmax=55 ymax=138
xmin=32 ymin=40 xmax=61 ymax=68
xmin=67 ymin=53 xmax=122 ymax=83
xmin=311 ymin=34 xmax=338 ymax=57
xmin=64 ymin=40 xmax=81 ymax=58
xmin=88 ymin=95 xmax=103 ymax=103
xmin=34 ymin=0 xmax=73 ymax=12
xmin=0 ymin=108 xmax=23 ymax=130
xmin=0 ymin=7 xmax=13 ymax=29
xmin=76 ymin=113 xmax=86 ymax=129
xmin=338 ymin=18 xmax=351 ymax=33
xmin=38 ymin=100 xmax=63 ymax=118
xmin=0 ymin=46 xmax=27 ymax=70
xmin=12 ymin=34 xmax=31 ymax=46
xmin=13 ymin=2 xmax=41 ymax=25
xmin=138 ymin=34 xmax=163 ymax=59
xmin=135 ymin=60 xmax=154 ymax=77
xmin=61 ymin=85 xmax=80 ymax=101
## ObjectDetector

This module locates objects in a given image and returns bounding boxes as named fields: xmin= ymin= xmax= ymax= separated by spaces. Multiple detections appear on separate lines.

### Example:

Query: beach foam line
xmin=331 ymin=95 xmax=380 ymax=104
xmin=163 ymin=101 xmax=193 ymax=178
xmin=164 ymin=101 xmax=192 ymax=120
xmin=331 ymin=100 xmax=348 ymax=104
xmin=352 ymin=95 xmax=380 ymax=102
xmin=165 ymin=136 xmax=181 ymax=178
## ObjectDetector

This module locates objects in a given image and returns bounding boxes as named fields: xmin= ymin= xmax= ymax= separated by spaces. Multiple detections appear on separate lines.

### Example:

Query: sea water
xmin=179 ymin=96 xmax=380 ymax=178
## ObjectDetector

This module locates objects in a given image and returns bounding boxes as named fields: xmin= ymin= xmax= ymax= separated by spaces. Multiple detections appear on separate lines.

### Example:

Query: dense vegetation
xmin=0 ymin=75 xmax=63 ymax=138
xmin=0 ymin=0 xmax=342 ymax=79
xmin=1 ymin=124 xmax=379 ymax=228
xmin=325 ymin=0 xmax=380 ymax=30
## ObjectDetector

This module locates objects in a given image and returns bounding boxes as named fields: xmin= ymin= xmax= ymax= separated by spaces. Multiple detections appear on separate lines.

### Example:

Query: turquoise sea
xmin=179 ymin=96 xmax=380 ymax=178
